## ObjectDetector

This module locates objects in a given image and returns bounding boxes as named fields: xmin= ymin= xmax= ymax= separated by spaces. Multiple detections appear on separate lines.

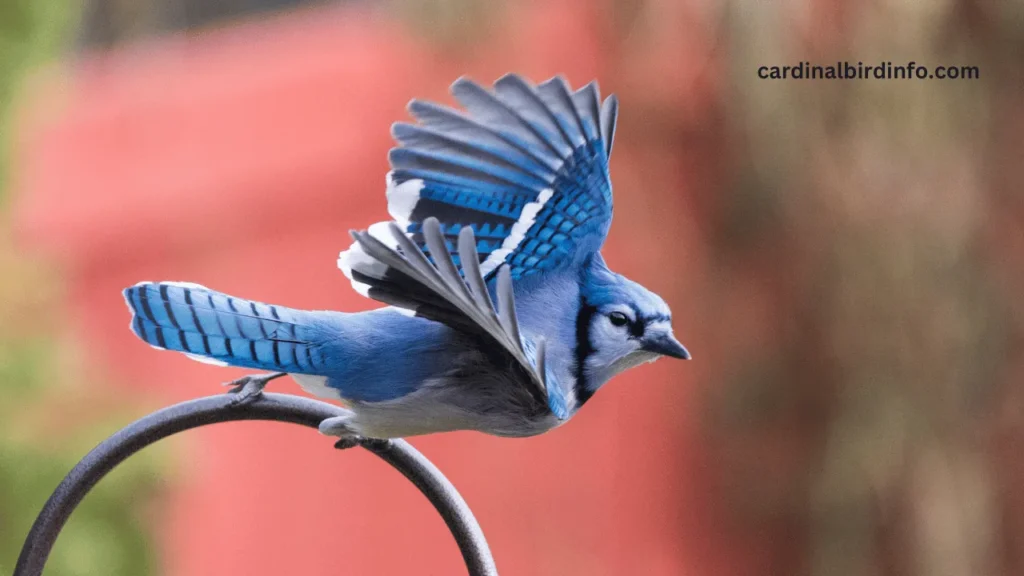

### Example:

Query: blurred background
xmin=1 ymin=0 xmax=1022 ymax=574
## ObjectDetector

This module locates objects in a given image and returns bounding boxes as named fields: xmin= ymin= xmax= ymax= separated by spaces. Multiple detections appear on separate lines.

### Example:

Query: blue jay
xmin=123 ymin=74 xmax=690 ymax=439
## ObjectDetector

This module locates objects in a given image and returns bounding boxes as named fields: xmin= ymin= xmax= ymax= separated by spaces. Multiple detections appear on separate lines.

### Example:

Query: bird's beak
xmin=643 ymin=332 xmax=691 ymax=360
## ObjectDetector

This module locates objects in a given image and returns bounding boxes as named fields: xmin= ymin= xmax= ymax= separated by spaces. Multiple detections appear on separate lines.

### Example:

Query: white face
xmin=584 ymin=304 xmax=663 ymax=386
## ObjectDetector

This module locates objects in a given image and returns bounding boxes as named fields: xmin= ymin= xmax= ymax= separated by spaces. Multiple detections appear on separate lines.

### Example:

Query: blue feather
xmin=571 ymin=81 xmax=603 ymax=142
xmin=537 ymin=76 xmax=587 ymax=147
xmin=312 ymin=309 xmax=461 ymax=402
xmin=125 ymin=283 xmax=462 ymax=403
xmin=389 ymin=148 xmax=546 ymax=193
xmin=408 ymin=100 xmax=563 ymax=171
xmin=450 ymin=77 xmax=572 ymax=160
xmin=125 ymin=282 xmax=326 ymax=373
xmin=391 ymin=122 xmax=557 ymax=183
xmin=346 ymin=75 xmax=618 ymax=320
xmin=390 ymin=168 xmax=532 ymax=198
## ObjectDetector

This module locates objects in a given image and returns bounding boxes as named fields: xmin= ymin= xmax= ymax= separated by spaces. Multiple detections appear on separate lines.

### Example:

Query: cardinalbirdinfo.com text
xmin=758 ymin=61 xmax=980 ymax=80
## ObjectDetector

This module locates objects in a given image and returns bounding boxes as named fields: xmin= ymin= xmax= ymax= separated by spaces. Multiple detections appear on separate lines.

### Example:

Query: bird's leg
xmin=319 ymin=409 xmax=363 ymax=448
xmin=224 ymin=372 xmax=287 ymax=405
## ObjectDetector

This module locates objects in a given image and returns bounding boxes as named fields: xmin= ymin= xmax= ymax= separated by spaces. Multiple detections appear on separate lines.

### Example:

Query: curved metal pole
xmin=14 ymin=392 xmax=497 ymax=576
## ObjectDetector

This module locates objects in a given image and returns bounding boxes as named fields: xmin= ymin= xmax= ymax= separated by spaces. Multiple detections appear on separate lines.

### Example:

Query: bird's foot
xmin=319 ymin=410 xmax=363 ymax=448
xmin=334 ymin=437 xmax=390 ymax=450
xmin=321 ymin=413 xmax=390 ymax=450
xmin=319 ymin=412 xmax=356 ymax=436
xmin=224 ymin=372 xmax=286 ymax=405
xmin=333 ymin=437 xmax=361 ymax=450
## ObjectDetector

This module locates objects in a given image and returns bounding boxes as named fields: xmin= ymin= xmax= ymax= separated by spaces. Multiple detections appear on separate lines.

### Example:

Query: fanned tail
xmin=123 ymin=282 xmax=326 ymax=374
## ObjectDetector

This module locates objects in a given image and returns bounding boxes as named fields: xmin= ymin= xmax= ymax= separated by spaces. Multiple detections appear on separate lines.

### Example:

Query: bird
xmin=122 ymin=74 xmax=690 ymax=440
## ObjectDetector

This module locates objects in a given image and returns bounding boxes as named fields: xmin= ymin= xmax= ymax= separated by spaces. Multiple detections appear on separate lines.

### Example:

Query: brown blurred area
xmin=3 ymin=0 xmax=1023 ymax=574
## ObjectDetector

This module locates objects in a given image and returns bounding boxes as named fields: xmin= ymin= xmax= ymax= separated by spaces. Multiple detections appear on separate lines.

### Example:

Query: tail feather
xmin=124 ymin=282 xmax=324 ymax=374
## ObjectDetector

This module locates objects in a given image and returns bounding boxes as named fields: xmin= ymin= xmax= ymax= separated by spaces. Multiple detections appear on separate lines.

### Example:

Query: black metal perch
xmin=13 ymin=392 xmax=498 ymax=576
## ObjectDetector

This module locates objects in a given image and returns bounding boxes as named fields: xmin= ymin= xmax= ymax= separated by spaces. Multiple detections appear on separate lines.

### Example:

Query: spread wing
xmin=348 ymin=217 xmax=570 ymax=420
xmin=339 ymin=73 xmax=618 ymax=292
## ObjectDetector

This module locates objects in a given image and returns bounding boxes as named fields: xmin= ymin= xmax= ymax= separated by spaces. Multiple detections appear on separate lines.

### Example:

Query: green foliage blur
xmin=0 ymin=2 xmax=159 ymax=574
xmin=0 ymin=0 xmax=68 ymax=199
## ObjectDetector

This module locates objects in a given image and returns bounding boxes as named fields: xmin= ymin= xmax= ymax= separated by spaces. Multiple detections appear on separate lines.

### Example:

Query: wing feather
xmin=600 ymin=94 xmax=619 ymax=157
xmin=350 ymin=218 xmax=549 ymax=401
xmin=452 ymin=77 xmax=571 ymax=160
xmin=572 ymin=81 xmax=603 ymax=142
xmin=341 ymin=73 xmax=618 ymax=300
xmin=493 ymin=74 xmax=575 ymax=155
xmin=391 ymin=122 xmax=558 ymax=184
xmin=496 ymin=266 xmax=521 ymax=349
xmin=407 ymin=100 xmax=561 ymax=171
xmin=459 ymin=227 xmax=500 ymax=318
xmin=537 ymin=76 xmax=587 ymax=147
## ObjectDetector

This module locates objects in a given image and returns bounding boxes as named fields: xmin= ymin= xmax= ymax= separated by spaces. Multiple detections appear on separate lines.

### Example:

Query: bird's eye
xmin=608 ymin=312 xmax=629 ymax=327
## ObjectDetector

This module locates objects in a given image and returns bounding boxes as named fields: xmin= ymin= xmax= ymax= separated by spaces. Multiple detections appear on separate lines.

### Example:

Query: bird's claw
xmin=333 ymin=437 xmax=390 ymax=451
xmin=224 ymin=372 xmax=285 ymax=405
xmin=333 ymin=437 xmax=361 ymax=450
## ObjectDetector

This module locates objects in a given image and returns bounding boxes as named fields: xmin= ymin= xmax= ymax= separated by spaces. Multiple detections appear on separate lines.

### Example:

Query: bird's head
xmin=576 ymin=256 xmax=689 ymax=398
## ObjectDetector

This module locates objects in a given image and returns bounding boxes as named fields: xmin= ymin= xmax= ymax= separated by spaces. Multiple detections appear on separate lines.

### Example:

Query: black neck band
xmin=573 ymin=295 xmax=597 ymax=406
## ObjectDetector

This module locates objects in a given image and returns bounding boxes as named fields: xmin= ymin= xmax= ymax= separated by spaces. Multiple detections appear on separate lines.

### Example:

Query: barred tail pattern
xmin=123 ymin=282 xmax=324 ymax=374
